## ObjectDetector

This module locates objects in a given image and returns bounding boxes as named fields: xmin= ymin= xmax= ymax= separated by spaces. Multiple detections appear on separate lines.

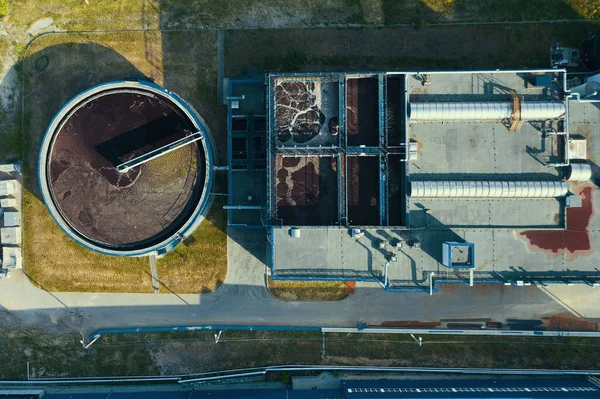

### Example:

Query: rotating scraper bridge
xmin=224 ymin=69 xmax=600 ymax=293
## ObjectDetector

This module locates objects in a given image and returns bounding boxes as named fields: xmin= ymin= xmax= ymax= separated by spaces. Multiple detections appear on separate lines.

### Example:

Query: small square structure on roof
xmin=0 ymin=198 xmax=17 ymax=208
xmin=0 ymin=164 xmax=20 ymax=174
xmin=568 ymin=137 xmax=587 ymax=160
xmin=2 ymin=211 xmax=21 ymax=227
xmin=442 ymin=241 xmax=475 ymax=269
xmin=0 ymin=180 xmax=18 ymax=197
xmin=1 ymin=226 xmax=22 ymax=245
xmin=2 ymin=246 xmax=22 ymax=269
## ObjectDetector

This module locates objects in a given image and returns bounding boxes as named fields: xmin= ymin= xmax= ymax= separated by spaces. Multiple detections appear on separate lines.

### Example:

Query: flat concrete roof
xmin=271 ymin=227 xmax=386 ymax=281
xmin=1 ymin=226 xmax=21 ymax=245
xmin=260 ymin=70 xmax=600 ymax=290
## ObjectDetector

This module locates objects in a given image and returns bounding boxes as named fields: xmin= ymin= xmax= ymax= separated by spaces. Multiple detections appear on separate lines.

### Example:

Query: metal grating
xmin=347 ymin=386 xmax=597 ymax=394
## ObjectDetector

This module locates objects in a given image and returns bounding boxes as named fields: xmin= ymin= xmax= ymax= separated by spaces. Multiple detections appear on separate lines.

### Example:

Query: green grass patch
xmin=3 ymin=329 xmax=600 ymax=379
xmin=0 ymin=0 xmax=8 ymax=17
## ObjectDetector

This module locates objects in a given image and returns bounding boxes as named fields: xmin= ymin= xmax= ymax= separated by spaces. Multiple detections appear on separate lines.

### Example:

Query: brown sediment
xmin=275 ymin=82 xmax=320 ymax=143
xmin=346 ymin=78 xmax=379 ymax=146
xmin=347 ymin=155 xmax=379 ymax=225
xmin=519 ymin=186 xmax=594 ymax=260
xmin=48 ymin=90 xmax=203 ymax=248
xmin=276 ymin=156 xmax=338 ymax=225
xmin=282 ymin=157 xmax=300 ymax=168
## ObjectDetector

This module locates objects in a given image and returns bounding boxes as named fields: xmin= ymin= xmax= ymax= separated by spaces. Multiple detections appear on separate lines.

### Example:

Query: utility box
xmin=568 ymin=137 xmax=587 ymax=160
xmin=442 ymin=241 xmax=475 ymax=269
xmin=2 ymin=212 xmax=20 ymax=227
xmin=0 ymin=198 xmax=17 ymax=208
xmin=0 ymin=180 xmax=17 ymax=197
xmin=0 ymin=226 xmax=21 ymax=245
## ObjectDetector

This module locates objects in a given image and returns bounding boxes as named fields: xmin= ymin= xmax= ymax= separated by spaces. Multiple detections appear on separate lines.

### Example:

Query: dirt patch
xmin=26 ymin=17 xmax=54 ymax=36
xmin=520 ymin=185 xmax=595 ymax=260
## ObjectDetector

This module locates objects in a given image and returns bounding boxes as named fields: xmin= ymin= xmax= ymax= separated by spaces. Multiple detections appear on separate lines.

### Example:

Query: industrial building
xmin=38 ymin=80 xmax=214 ymax=257
xmin=0 ymin=163 xmax=21 ymax=271
xmin=227 ymin=68 xmax=600 ymax=293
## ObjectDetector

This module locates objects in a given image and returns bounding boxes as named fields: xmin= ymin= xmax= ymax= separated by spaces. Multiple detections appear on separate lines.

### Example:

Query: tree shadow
xmin=20 ymin=41 xmax=150 ymax=202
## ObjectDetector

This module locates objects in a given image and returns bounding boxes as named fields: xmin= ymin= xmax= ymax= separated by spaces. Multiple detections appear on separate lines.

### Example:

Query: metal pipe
xmin=222 ymin=205 xmax=264 ymax=210
xmin=178 ymin=364 xmax=600 ymax=384
xmin=411 ymin=180 xmax=568 ymax=198
xmin=404 ymin=74 xmax=410 ymax=162
xmin=429 ymin=272 xmax=435 ymax=295
xmin=410 ymin=102 xmax=565 ymax=121
xmin=401 ymin=68 xmax=566 ymax=76
xmin=117 ymin=132 xmax=203 ymax=173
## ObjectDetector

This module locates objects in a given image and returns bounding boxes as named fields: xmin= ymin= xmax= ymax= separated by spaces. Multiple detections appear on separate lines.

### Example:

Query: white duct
xmin=567 ymin=163 xmax=592 ymax=182
xmin=411 ymin=181 xmax=567 ymax=198
xmin=410 ymin=102 xmax=565 ymax=121
xmin=520 ymin=102 xmax=566 ymax=121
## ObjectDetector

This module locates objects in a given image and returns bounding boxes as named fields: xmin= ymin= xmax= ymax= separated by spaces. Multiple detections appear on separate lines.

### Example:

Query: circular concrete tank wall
xmin=39 ymin=80 xmax=214 ymax=256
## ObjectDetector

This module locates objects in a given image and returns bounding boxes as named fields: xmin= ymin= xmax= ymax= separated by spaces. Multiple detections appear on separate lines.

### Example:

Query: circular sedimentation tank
xmin=39 ymin=80 xmax=214 ymax=256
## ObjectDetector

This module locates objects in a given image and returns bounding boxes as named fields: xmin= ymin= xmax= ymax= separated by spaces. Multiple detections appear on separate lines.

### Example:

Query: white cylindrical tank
xmin=410 ymin=102 xmax=565 ymax=121
xmin=567 ymin=163 xmax=592 ymax=182
xmin=411 ymin=180 xmax=567 ymax=198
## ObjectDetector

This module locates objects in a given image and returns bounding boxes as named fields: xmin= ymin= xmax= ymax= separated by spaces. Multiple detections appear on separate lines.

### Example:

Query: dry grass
xmin=0 ymin=328 xmax=160 ymax=380
xmin=22 ymin=193 xmax=227 ymax=294
xmin=6 ymin=0 xmax=156 ymax=32
xmin=268 ymin=277 xmax=353 ymax=301
xmin=20 ymin=31 xmax=226 ymax=294
xmin=157 ymin=198 xmax=227 ymax=294
xmin=23 ymin=191 xmax=153 ymax=293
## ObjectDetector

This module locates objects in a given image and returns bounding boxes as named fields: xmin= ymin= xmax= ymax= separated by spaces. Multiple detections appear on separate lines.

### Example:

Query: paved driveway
xmin=0 ymin=229 xmax=596 ymax=334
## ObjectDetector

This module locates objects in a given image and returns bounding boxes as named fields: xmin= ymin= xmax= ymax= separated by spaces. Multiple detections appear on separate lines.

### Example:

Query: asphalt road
xmin=0 ymin=229 xmax=596 ymax=334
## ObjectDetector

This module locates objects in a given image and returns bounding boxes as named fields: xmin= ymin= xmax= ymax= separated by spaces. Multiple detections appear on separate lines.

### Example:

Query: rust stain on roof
xmin=519 ymin=185 xmax=595 ymax=261
xmin=543 ymin=314 xmax=598 ymax=331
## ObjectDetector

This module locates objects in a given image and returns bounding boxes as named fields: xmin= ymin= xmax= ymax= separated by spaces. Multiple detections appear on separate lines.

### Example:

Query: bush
xmin=0 ymin=0 xmax=8 ymax=17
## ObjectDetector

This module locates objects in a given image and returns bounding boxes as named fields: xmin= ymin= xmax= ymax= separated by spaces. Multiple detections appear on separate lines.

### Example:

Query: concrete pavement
xmin=0 ymin=228 xmax=598 ymax=334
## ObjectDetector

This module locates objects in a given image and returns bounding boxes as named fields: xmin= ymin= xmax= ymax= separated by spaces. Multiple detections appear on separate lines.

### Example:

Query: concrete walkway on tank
xmin=0 ymin=228 xmax=599 ymax=334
